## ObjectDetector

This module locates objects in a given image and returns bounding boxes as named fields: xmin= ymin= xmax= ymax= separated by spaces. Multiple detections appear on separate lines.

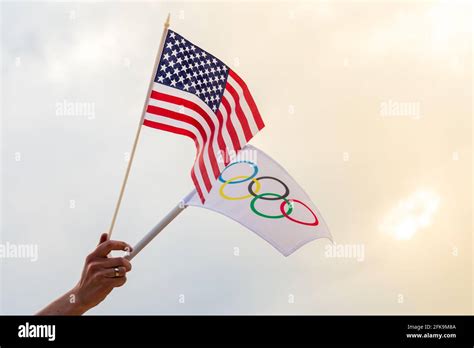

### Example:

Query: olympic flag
xmin=184 ymin=145 xmax=332 ymax=256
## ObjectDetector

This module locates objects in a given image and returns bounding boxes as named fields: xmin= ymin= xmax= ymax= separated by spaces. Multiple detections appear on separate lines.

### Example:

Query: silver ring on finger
xmin=114 ymin=267 xmax=120 ymax=278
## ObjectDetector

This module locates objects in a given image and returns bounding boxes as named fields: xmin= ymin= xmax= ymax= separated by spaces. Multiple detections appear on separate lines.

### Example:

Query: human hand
xmin=71 ymin=233 xmax=133 ymax=313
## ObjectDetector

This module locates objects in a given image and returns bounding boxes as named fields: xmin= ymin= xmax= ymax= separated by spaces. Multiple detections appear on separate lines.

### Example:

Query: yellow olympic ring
xmin=219 ymin=176 xmax=261 ymax=200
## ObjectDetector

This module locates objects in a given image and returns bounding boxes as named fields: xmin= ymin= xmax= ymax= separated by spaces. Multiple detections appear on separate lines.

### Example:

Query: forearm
xmin=36 ymin=286 xmax=89 ymax=316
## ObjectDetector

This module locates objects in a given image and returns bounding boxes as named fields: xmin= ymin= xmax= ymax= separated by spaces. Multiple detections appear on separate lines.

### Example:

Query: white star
xmin=212 ymin=58 xmax=217 ymax=64
xmin=222 ymin=66 xmax=227 ymax=71
xmin=178 ymin=76 xmax=185 ymax=83
xmin=204 ymin=97 xmax=209 ymax=103
xmin=217 ymin=85 xmax=223 ymax=91
xmin=171 ymin=49 xmax=177 ymax=56
xmin=206 ymin=59 xmax=211 ymax=65
xmin=169 ymin=61 xmax=175 ymax=68
xmin=165 ymin=72 xmax=172 ymax=79
xmin=170 ymin=79 xmax=177 ymax=87
xmin=176 ymin=57 xmax=182 ymax=64
xmin=157 ymin=76 xmax=164 ymax=83
xmin=191 ymin=45 xmax=196 ymax=51
xmin=170 ymin=32 xmax=176 ymax=38
xmin=183 ymin=83 xmax=189 ymax=91
xmin=212 ymin=105 xmax=217 ymax=111
xmin=196 ymin=90 xmax=201 ymax=96
xmin=166 ymin=42 xmax=173 ymax=49
xmin=179 ymin=47 xmax=185 ymax=53
xmin=163 ymin=53 xmax=170 ymax=61
xmin=191 ymin=81 xmax=196 ymax=88
xmin=181 ymin=38 xmax=186 ymax=44
xmin=202 ymin=52 xmax=207 ymax=57
xmin=160 ymin=64 xmax=167 ymax=72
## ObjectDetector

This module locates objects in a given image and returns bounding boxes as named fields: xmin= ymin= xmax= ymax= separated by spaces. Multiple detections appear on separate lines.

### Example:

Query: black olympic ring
xmin=247 ymin=176 xmax=290 ymax=201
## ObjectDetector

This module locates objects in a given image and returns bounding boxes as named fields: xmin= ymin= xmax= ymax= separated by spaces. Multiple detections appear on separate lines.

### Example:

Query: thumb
xmin=98 ymin=232 xmax=109 ymax=246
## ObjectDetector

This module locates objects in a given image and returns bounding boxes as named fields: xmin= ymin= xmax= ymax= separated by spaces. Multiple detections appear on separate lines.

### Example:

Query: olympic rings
xmin=220 ymin=176 xmax=261 ymax=200
xmin=250 ymin=193 xmax=293 ymax=219
xmin=280 ymin=199 xmax=319 ymax=226
xmin=218 ymin=161 xmax=258 ymax=184
xmin=217 ymin=161 xmax=319 ymax=226
xmin=248 ymin=176 xmax=289 ymax=201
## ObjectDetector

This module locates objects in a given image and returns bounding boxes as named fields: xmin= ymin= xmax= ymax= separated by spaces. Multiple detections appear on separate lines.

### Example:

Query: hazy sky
xmin=1 ymin=0 xmax=472 ymax=314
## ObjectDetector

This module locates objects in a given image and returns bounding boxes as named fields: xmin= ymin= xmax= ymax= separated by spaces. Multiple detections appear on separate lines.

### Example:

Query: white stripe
xmin=216 ymin=100 xmax=239 ymax=160
xmin=226 ymin=75 xmax=259 ymax=136
xmin=150 ymin=83 xmax=226 ymax=173
xmin=144 ymin=112 xmax=209 ymax=194
xmin=216 ymin=108 xmax=236 ymax=164
xmin=147 ymin=97 xmax=224 ymax=175
xmin=222 ymin=91 xmax=247 ymax=148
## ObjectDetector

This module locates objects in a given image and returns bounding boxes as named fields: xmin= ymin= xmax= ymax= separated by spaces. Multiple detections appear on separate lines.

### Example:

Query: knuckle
xmin=87 ymin=262 xmax=100 ymax=273
xmin=121 ymin=258 xmax=132 ymax=271
xmin=115 ymin=277 xmax=127 ymax=287
xmin=91 ymin=272 xmax=103 ymax=281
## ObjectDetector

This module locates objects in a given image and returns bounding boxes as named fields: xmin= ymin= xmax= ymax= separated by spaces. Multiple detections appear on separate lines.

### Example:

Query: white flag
xmin=184 ymin=145 xmax=332 ymax=256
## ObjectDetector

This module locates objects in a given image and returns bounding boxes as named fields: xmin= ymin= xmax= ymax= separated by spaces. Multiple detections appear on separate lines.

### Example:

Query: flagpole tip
xmin=165 ymin=13 xmax=171 ymax=28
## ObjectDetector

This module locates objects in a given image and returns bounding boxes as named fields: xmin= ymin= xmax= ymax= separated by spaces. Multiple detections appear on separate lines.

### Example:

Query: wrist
xmin=67 ymin=285 xmax=90 ymax=315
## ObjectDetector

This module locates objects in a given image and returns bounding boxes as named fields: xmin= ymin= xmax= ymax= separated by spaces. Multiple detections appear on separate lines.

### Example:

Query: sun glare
xmin=380 ymin=190 xmax=440 ymax=240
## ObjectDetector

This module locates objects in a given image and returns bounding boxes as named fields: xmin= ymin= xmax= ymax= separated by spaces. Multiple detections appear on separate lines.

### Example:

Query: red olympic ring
xmin=280 ymin=199 xmax=319 ymax=226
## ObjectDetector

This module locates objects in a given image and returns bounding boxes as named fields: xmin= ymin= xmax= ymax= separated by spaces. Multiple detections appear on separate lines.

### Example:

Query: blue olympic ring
xmin=218 ymin=161 xmax=259 ymax=184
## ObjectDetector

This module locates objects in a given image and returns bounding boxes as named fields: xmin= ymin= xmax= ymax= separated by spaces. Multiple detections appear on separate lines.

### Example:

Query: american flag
xmin=143 ymin=30 xmax=265 ymax=202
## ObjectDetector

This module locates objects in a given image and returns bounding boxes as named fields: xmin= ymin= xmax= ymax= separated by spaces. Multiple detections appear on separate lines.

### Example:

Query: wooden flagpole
xmin=108 ymin=13 xmax=171 ymax=238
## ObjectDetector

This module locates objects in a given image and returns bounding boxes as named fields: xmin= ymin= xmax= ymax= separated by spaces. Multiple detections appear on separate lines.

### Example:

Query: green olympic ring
xmin=250 ymin=193 xmax=293 ymax=219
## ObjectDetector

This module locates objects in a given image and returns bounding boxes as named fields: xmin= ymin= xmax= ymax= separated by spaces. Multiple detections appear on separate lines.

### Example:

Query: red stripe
xmin=228 ymin=69 xmax=265 ymax=131
xmin=150 ymin=90 xmax=221 ymax=179
xmin=219 ymin=97 xmax=242 ymax=151
xmin=224 ymin=82 xmax=253 ymax=142
xmin=190 ymin=170 xmax=205 ymax=203
xmin=213 ymin=108 xmax=230 ymax=166
xmin=146 ymin=106 xmax=212 ymax=193
xmin=143 ymin=119 xmax=205 ymax=202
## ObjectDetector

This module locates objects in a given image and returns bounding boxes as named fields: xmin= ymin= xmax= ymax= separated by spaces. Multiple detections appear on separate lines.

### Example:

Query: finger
xmin=100 ymin=266 xmax=127 ymax=278
xmin=93 ymin=240 xmax=132 ymax=258
xmin=98 ymin=233 xmax=108 ymax=246
xmin=106 ymin=276 xmax=127 ymax=288
xmin=99 ymin=257 xmax=132 ymax=272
